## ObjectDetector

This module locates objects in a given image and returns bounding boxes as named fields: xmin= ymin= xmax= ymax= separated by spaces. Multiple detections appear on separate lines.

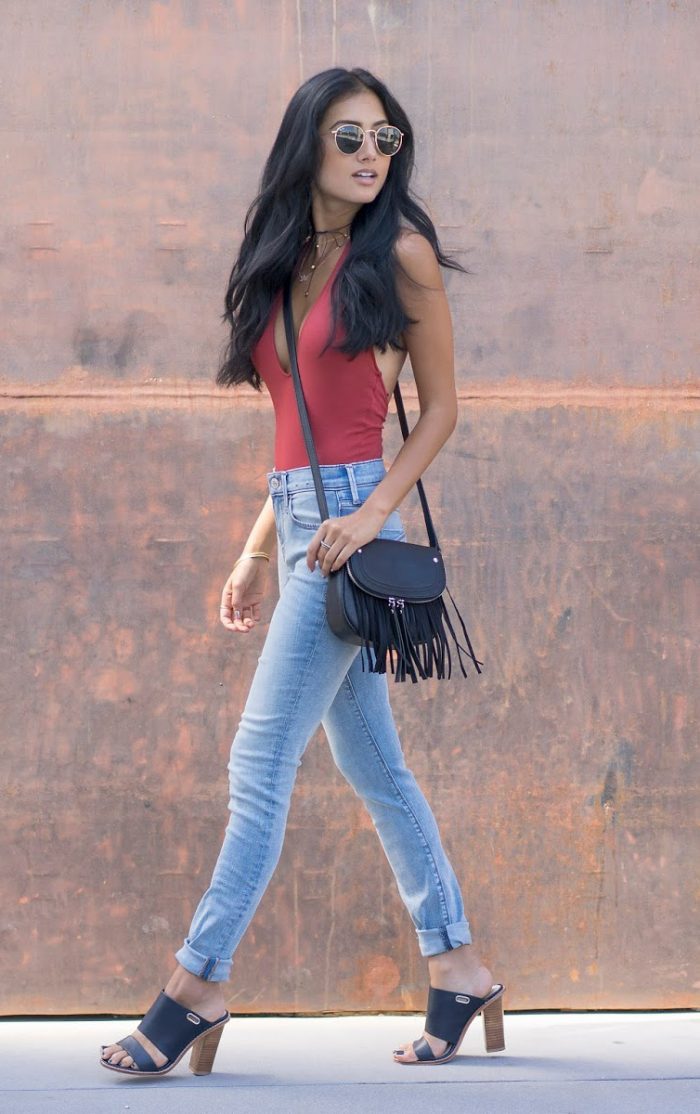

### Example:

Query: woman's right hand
xmin=219 ymin=557 xmax=270 ymax=633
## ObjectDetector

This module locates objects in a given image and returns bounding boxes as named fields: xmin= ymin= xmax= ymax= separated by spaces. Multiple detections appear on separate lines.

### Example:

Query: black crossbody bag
xmin=283 ymin=276 xmax=484 ymax=684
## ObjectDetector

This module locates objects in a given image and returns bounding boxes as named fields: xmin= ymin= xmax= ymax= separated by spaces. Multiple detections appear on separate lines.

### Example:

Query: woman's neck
xmin=310 ymin=198 xmax=359 ymax=242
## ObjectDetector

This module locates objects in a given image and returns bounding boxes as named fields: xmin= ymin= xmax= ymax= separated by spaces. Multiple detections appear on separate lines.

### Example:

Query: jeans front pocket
xmin=287 ymin=487 xmax=339 ymax=530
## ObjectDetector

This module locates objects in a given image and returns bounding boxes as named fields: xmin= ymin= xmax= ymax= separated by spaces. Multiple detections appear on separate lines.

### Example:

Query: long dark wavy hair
xmin=216 ymin=66 xmax=470 ymax=390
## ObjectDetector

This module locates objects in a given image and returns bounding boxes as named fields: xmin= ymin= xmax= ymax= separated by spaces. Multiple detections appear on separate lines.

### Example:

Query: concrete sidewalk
xmin=1 ymin=1011 xmax=698 ymax=1113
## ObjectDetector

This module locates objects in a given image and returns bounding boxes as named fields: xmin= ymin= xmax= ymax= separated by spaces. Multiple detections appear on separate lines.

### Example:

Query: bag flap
xmin=345 ymin=538 xmax=446 ymax=602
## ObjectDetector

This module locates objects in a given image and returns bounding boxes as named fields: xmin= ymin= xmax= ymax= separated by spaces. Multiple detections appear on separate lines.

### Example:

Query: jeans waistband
xmin=266 ymin=457 xmax=386 ymax=502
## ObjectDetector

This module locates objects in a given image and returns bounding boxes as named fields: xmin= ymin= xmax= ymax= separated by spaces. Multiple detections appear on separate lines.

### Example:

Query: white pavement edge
xmin=1 ymin=1011 xmax=699 ymax=1114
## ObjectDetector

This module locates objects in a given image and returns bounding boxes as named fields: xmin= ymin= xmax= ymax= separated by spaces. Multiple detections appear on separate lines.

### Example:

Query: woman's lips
xmin=352 ymin=172 xmax=377 ymax=186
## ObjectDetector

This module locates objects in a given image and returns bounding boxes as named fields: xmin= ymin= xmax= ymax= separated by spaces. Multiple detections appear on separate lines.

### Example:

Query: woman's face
xmin=313 ymin=89 xmax=395 ymax=209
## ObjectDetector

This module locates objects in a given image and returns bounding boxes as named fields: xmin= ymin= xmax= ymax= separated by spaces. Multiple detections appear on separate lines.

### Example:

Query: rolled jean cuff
xmin=174 ymin=939 xmax=232 ymax=982
xmin=416 ymin=919 xmax=472 ymax=957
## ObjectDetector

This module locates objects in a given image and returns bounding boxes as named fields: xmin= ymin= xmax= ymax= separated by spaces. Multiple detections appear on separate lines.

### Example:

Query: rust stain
xmin=360 ymin=956 xmax=402 ymax=998
xmin=637 ymin=164 xmax=700 ymax=218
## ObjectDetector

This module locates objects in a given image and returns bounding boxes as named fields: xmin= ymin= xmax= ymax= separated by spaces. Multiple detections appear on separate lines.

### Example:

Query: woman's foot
xmin=100 ymin=964 xmax=227 ymax=1071
xmin=392 ymin=944 xmax=494 ymax=1063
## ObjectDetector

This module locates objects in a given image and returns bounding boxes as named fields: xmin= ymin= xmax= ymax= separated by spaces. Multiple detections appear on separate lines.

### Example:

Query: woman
xmin=100 ymin=65 xmax=504 ymax=1078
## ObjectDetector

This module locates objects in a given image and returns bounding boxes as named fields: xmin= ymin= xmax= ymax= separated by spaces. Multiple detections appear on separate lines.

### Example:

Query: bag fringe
xmin=352 ymin=587 xmax=484 ymax=684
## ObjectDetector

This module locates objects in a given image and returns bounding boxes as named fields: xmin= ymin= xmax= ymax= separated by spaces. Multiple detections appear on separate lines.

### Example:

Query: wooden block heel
xmin=189 ymin=1022 xmax=226 ymax=1075
xmin=396 ymin=982 xmax=506 ymax=1065
xmin=482 ymin=993 xmax=506 ymax=1052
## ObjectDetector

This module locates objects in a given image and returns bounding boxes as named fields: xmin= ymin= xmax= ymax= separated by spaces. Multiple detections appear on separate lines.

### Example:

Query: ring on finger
xmin=320 ymin=540 xmax=332 ymax=550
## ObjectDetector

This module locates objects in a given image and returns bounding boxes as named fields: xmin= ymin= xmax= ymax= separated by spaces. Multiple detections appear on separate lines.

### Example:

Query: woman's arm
xmin=361 ymin=230 xmax=458 ymax=525
xmin=220 ymin=492 xmax=277 ymax=634
xmin=238 ymin=491 xmax=277 ymax=559
xmin=306 ymin=233 xmax=459 ymax=576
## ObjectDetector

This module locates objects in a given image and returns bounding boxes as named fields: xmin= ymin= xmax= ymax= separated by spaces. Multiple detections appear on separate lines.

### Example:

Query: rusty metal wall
xmin=1 ymin=1 xmax=698 ymax=1015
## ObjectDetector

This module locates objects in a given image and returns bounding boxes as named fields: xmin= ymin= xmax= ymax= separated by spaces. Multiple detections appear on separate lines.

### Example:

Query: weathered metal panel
xmin=3 ymin=1 xmax=698 ymax=391
xmin=1 ymin=400 xmax=697 ymax=1013
xmin=1 ymin=1 xmax=698 ymax=1014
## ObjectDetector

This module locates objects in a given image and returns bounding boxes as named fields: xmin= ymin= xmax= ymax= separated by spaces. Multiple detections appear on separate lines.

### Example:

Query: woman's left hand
xmin=306 ymin=505 xmax=387 ymax=576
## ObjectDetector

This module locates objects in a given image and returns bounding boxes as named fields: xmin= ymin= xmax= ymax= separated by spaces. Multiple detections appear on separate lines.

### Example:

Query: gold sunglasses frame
xmin=329 ymin=124 xmax=404 ymax=157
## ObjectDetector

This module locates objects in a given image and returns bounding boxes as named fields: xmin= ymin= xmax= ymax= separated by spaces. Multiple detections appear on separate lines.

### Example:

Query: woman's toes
xmin=101 ymin=1030 xmax=166 ymax=1071
xmin=107 ymin=1047 xmax=138 ymax=1073
xmin=393 ymin=1032 xmax=449 ymax=1062
xmin=102 ymin=1045 xmax=136 ymax=1068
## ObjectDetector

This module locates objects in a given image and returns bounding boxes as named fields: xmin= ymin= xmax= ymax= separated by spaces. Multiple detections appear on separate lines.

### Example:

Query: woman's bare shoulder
xmin=394 ymin=228 xmax=442 ymax=290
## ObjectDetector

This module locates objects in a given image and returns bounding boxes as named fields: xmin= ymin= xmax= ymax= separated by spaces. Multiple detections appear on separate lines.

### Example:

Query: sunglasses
xmin=329 ymin=124 xmax=404 ymax=157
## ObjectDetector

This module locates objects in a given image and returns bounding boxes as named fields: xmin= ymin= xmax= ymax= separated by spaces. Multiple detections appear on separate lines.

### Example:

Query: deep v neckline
xmin=272 ymin=240 xmax=350 ymax=376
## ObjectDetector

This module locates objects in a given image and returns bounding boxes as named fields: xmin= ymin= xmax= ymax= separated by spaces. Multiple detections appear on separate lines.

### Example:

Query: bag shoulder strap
xmin=282 ymin=275 xmax=440 ymax=550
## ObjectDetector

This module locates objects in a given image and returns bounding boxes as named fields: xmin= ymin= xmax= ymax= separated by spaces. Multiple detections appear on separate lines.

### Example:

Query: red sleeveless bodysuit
xmin=251 ymin=240 xmax=391 ymax=470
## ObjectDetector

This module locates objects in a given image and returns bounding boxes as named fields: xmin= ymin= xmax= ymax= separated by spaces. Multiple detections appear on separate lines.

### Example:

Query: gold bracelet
xmin=232 ymin=551 xmax=270 ymax=571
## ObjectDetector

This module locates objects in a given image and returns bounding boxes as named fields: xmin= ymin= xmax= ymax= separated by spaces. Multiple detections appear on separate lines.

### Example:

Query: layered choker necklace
xmin=297 ymin=223 xmax=351 ymax=297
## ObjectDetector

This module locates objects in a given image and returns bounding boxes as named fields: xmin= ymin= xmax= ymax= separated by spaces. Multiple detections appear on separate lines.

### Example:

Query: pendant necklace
xmin=297 ymin=223 xmax=351 ymax=297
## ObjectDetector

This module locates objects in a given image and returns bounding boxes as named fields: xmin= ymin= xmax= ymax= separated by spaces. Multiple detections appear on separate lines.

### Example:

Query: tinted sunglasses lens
xmin=376 ymin=126 xmax=402 ymax=155
xmin=334 ymin=125 xmax=363 ymax=153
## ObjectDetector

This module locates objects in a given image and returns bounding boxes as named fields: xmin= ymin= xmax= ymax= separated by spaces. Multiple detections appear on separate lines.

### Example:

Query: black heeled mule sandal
xmin=99 ymin=989 xmax=230 ymax=1077
xmin=395 ymin=982 xmax=506 ymax=1065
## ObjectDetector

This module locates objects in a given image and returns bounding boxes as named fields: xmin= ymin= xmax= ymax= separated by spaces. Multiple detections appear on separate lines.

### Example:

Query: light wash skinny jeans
xmin=175 ymin=457 xmax=472 ymax=981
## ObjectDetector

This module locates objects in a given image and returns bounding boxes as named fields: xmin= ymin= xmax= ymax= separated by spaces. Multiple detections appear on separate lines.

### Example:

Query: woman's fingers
xmin=307 ymin=533 xmax=352 ymax=576
xmin=222 ymin=601 xmax=255 ymax=632
xmin=219 ymin=577 xmax=256 ymax=632
xmin=219 ymin=580 xmax=236 ymax=629
xmin=307 ymin=519 xmax=334 ymax=574
xmin=231 ymin=599 xmax=256 ymax=631
xmin=308 ymin=515 xmax=367 ymax=575
xmin=322 ymin=541 xmax=349 ymax=576
xmin=308 ymin=532 xmax=331 ymax=574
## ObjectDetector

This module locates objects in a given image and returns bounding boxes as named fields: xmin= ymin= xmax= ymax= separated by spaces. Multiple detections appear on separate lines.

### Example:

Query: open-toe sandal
xmin=99 ymin=988 xmax=230 ymax=1077
xmin=397 ymin=982 xmax=506 ymax=1065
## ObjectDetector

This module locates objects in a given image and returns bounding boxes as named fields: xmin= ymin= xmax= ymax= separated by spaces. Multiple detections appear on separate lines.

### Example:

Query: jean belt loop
xmin=345 ymin=462 xmax=360 ymax=505
xmin=280 ymin=469 xmax=289 ymax=507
